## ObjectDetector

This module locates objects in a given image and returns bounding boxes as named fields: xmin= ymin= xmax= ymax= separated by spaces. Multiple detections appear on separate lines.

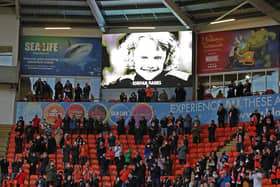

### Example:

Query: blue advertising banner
xmin=16 ymin=94 xmax=280 ymax=125
xmin=20 ymin=36 xmax=102 ymax=76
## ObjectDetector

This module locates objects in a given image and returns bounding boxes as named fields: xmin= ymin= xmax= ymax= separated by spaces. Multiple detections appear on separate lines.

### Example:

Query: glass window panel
xmin=266 ymin=71 xmax=278 ymax=93
xmin=0 ymin=46 xmax=12 ymax=66
xmin=252 ymin=72 xmax=265 ymax=94
xmin=210 ymin=75 xmax=224 ymax=98
xmin=224 ymin=74 xmax=237 ymax=98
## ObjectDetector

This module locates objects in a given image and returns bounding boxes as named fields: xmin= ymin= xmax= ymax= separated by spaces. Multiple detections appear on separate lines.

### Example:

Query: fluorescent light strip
xmin=210 ymin=18 xmax=236 ymax=25
xmin=128 ymin=26 xmax=156 ymax=30
xmin=44 ymin=27 xmax=72 ymax=30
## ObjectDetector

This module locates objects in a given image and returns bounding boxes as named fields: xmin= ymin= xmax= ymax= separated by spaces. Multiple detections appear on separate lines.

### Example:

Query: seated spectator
xmin=25 ymin=91 xmax=36 ymax=101
xmin=120 ymin=92 xmax=128 ymax=102
xmin=159 ymin=89 xmax=168 ymax=102
xmin=216 ymin=90 xmax=224 ymax=98
xmin=129 ymin=92 xmax=137 ymax=102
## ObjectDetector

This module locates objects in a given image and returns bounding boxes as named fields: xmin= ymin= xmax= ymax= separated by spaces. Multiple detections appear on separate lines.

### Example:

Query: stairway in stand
xmin=0 ymin=125 xmax=12 ymax=157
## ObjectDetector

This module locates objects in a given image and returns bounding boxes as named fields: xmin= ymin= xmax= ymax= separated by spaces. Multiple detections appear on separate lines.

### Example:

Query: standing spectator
xmin=42 ymin=81 xmax=53 ymax=100
xmin=244 ymin=79 xmax=252 ymax=96
xmin=137 ymin=88 xmax=145 ymax=102
xmin=176 ymin=115 xmax=184 ymax=135
xmin=108 ymin=133 xmax=116 ymax=147
xmin=175 ymin=83 xmax=186 ymax=102
xmin=46 ymin=160 xmax=57 ymax=186
xmin=208 ymin=120 xmax=217 ymax=142
xmin=32 ymin=114 xmax=41 ymax=134
xmin=177 ymin=141 xmax=187 ymax=164
xmin=120 ymin=92 xmax=128 ymax=102
xmin=74 ymin=83 xmax=82 ymax=102
xmin=33 ymin=78 xmax=44 ymax=101
xmin=117 ymin=116 xmax=126 ymax=135
xmin=249 ymin=169 xmax=263 ymax=187
xmin=12 ymin=157 xmax=22 ymax=179
xmin=64 ymin=80 xmax=73 ymax=99
xmin=0 ymin=156 xmax=9 ymax=182
xmin=145 ymin=85 xmax=153 ymax=102
xmin=236 ymin=81 xmax=244 ymax=97
xmin=236 ymin=127 xmax=244 ymax=152
xmin=227 ymin=80 xmax=236 ymax=98
xmin=54 ymin=80 xmax=63 ymax=100
xmin=15 ymin=168 xmax=26 ymax=187
xmin=16 ymin=116 xmax=25 ymax=135
xmin=151 ymin=163 xmax=161 ymax=187
xmin=47 ymin=135 xmax=57 ymax=154
xmin=15 ymin=133 xmax=23 ymax=153
xmin=217 ymin=103 xmax=226 ymax=128
xmin=159 ymin=89 xmax=168 ymax=102
xmin=128 ymin=116 xmax=135 ymax=135
xmin=191 ymin=123 xmax=200 ymax=144
xmin=264 ymin=110 xmax=274 ymax=129
xmin=250 ymin=109 xmax=261 ymax=126
xmin=83 ymin=83 xmax=91 ymax=101
xmin=129 ymin=92 xmax=137 ymax=102
xmin=229 ymin=105 xmax=239 ymax=127
xmin=151 ymin=88 xmax=159 ymax=102
xmin=184 ymin=113 xmax=192 ymax=134
xmin=139 ymin=116 xmax=147 ymax=135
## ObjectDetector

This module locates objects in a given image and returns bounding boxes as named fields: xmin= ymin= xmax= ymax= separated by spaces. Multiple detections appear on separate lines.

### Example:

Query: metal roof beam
xmin=215 ymin=0 xmax=248 ymax=21
xmin=248 ymin=0 xmax=280 ymax=23
xmin=97 ymin=0 xmax=161 ymax=7
xmin=20 ymin=0 xmax=88 ymax=7
xmin=162 ymin=0 xmax=193 ymax=29
xmin=87 ymin=0 xmax=106 ymax=32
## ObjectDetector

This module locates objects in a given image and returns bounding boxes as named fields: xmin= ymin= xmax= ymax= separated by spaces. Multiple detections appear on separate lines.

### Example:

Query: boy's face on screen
xmin=134 ymin=37 xmax=166 ymax=80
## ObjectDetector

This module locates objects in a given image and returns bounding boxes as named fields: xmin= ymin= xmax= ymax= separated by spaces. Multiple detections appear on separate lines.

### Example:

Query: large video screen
xmin=101 ymin=31 xmax=193 ymax=88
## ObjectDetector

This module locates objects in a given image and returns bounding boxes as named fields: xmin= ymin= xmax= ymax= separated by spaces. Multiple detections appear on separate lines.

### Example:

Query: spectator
xmin=193 ymin=116 xmax=201 ymax=126
xmin=137 ymin=88 xmax=145 ymax=102
xmin=129 ymin=92 xmax=137 ymax=102
xmin=236 ymin=81 xmax=244 ymax=97
xmin=175 ymin=83 xmax=186 ymax=102
xmin=113 ymin=142 xmax=123 ymax=160
xmin=64 ymin=80 xmax=73 ymax=99
xmin=128 ymin=116 xmax=135 ymax=135
xmin=264 ymin=110 xmax=274 ymax=129
xmin=139 ymin=116 xmax=147 ymax=135
xmin=54 ymin=80 xmax=63 ymax=100
xmin=145 ymin=85 xmax=153 ymax=102
xmin=227 ymin=80 xmax=236 ymax=98
xmin=33 ymin=78 xmax=44 ymax=101
xmin=15 ymin=116 xmax=25 ymax=135
xmin=208 ymin=120 xmax=217 ymax=142
xmin=236 ymin=127 xmax=244 ymax=152
xmin=250 ymin=109 xmax=261 ymax=126
xmin=83 ymin=83 xmax=91 ymax=101
xmin=120 ymin=92 xmax=128 ymax=102
xmin=42 ymin=81 xmax=53 ymax=100
xmin=117 ymin=116 xmax=126 ymax=135
xmin=184 ymin=113 xmax=192 ymax=134
xmin=191 ymin=123 xmax=200 ymax=144
xmin=216 ymin=90 xmax=224 ymax=98
xmin=54 ymin=127 xmax=63 ymax=148
xmin=74 ymin=83 xmax=82 ymax=102
xmin=177 ymin=141 xmax=187 ymax=164
xmin=217 ymin=103 xmax=226 ymax=128
xmin=46 ymin=160 xmax=56 ymax=186
xmin=229 ymin=105 xmax=239 ymax=127
xmin=175 ymin=115 xmax=184 ymax=135
xmin=15 ymin=168 xmax=26 ymax=187
xmin=134 ymin=126 xmax=143 ymax=145
xmin=108 ymin=133 xmax=116 ymax=147
xmin=244 ymin=79 xmax=252 ymax=96
xmin=35 ymin=175 xmax=46 ymax=187
xmin=47 ymin=135 xmax=57 ymax=154
xmin=159 ymin=89 xmax=168 ymax=102
xmin=32 ymin=114 xmax=41 ymax=133
xmin=120 ymin=164 xmax=130 ymax=184
xmin=151 ymin=88 xmax=159 ymax=102
xmin=15 ymin=133 xmax=23 ymax=153
xmin=12 ymin=157 xmax=22 ymax=179
xmin=124 ymin=149 xmax=131 ymax=165
xmin=151 ymin=163 xmax=161 ymax=187
xmin=249 ymin=168 xmax=263 ymax=187
xmin=40 ymin=152 xmax=49 ymax=175
xmin=55 ymin=171 xmax=63 ymax=187
xmin=25 ymin=91 xmax=35 ymax=101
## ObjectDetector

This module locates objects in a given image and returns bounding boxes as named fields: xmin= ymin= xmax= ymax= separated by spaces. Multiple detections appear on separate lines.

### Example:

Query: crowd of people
xmin=119 ymin=84 xmax=186 ymax=103
xmin=1 ymin=104 xmax=280 ymax=187
xmin=25 ymin=79 xmax=92 ymax=102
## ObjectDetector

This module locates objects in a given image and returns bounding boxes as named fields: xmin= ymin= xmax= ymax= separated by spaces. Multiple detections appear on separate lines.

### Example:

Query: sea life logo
xmin=110 ymin=104 xmax=130 ymax=124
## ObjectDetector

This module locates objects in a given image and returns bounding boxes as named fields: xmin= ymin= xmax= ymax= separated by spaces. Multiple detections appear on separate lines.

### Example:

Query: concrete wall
xmin=0 ymin=12 xmax=19 ymax=124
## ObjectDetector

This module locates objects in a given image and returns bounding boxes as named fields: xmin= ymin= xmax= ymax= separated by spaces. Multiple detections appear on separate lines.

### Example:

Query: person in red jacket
xmin=15 ymin=168 xmax=25 ymax=187
xmin=32 ymin=114 xmax=41 ymax=134
xmin=54 ymin=115 xmax=62 ymax=129
xmin=120 ymin=164 xmax=131 ymax=183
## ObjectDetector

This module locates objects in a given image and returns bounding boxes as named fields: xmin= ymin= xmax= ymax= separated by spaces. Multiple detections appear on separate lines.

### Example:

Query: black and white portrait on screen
xmin=102 ymin=31 xmax=193 ymax=88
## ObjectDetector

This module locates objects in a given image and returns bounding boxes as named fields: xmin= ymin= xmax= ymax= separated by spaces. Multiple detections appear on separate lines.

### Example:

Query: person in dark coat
xmin=15 ymin=133 xmax=23 ymax=153
xmin=229 ymin=105 xmax=239 ymax=127
xmin=12 ymin=157 xmax=22 ymax=179
xmin=72 ymin=142 xmax=80 ymax=165
xmin=117 ymin=116 xmax=126 ymax=135
xmin=83 ymin=83 xmax=91 ymax=101
xmin=46 ymin=160 xmax=57 ymax=186
xmin=15 ymin=117 xmax=25 ymax=136
xmin=47 ymin=135 xmax=57 ymax=154
xmin=74 ymin=83 xmax=83 ymax=102
xmin=137 ymin=88 xmax=146 ymax=102
xmin=139 ymin=116 xmax=147 ymax=135
xmin=217 ymin=103 xmax=226 ymax=128
xmin=63 ymin=144 xmax=71 ymax=164
xmin=208 ymin=120 xmax=217 ymax=142
xmin=151 ymin=163 xmax=161 ymax=187
xmin=54 ymin=81 xmax=63 ymax=100
xmin=108 ymin=133 xmax=116 ymax=147
xmin=55 ymin=171 xmax=63 ymax=187
xmin=39 ymin=152 xmax=49 ymax=175
xmin=29 ymin=152 xmax=38 ymax=175
xmin=99 ymin=153 xmax=109 ymax=176
xmin=25 ymin=123 xmax=35 ymax=143
xmin=128 ymin=116 xmax=136 ymax=135
xmin=191 ymin=123 xmax=201 ymax=144
xmin=175 ymin=84 xmax=186 ymax=102
xmin=236 ymin=81 xmax=244 ymax=97
xmin=177 ymin=141 xmax=187 ymax=164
